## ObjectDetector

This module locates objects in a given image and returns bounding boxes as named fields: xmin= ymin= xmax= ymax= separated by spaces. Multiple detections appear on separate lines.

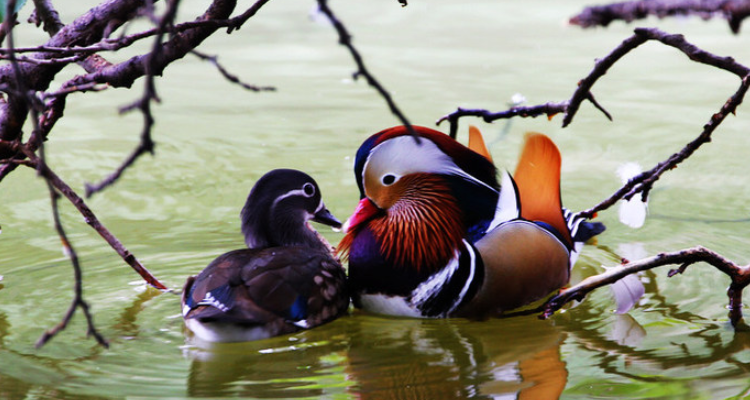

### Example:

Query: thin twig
xmin=0 ymin=0 xmax=274 ymax=57
xmin=84 ymin=0 xmax=182 ymax=198
xmin=4 ymin=0 xmax=112 ymax=348
xmin=436 ymin=102 xmax=570 ymax=139
xmin=42 ymin=82 xmax=107 ymax=98
xmin=226 ymin=0 xmax=273 ymax=33
xmin=83 ymin=0 xmax=270 ymax=197
xmin=0 ymin=53 xmax=85 ymax=64
xmin=0 ymin=45 xmax=108 ymax=55
xmin=191 ymin=50 xmax=275 ymax=92
xmin=0 ymin=0 xmax=143 ymax=153
xmin=437 ymin=28 xmax=749 ymax=218
xmin=316 ymin=0 xmax=416 ymax=139
xmin=83 ymin=134 xmax=154 ymax=197
xmin=35 ymin=183 xmax=109 ymax=348
xmin=431 ymin=28 xmax=750 ymax=328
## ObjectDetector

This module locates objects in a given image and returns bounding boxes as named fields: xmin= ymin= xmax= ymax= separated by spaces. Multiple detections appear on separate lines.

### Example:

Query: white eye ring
xmin=302 ymin=182 xmax=316 ymax=197
xmin=381 ymin=174 xmax=397 ymax=186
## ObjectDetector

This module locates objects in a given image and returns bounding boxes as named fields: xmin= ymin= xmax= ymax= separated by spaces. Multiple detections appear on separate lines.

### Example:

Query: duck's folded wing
xmin=241 ymin=247 xmax=348 ymax=324
xmin=183 ymin=247 xmax=346 ymax=326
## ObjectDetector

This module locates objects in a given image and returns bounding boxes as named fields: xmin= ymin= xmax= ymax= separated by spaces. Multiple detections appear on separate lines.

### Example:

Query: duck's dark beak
xmin=312 ymin=206 xmax=342 ymax=229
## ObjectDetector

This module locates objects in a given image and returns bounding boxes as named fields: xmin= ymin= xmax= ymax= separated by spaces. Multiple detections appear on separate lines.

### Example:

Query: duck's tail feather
xmin=513 ymin=133 xmax=572 ymax=247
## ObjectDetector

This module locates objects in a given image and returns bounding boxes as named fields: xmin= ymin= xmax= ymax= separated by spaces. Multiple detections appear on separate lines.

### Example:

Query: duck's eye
xmin=302 ymin=182 xmax=316 ymax=197
xmin=381 ymin=174 xmax=397 ymax=186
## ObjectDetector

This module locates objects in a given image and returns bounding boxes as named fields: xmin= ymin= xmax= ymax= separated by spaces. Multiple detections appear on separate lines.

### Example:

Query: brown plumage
xmin=454 ymin=220 xmax=570 ymax=318
xmin=181 ymin=169 xmax=349 ymax=342
xmin=183 ymin=246 xmax=348 ymax=338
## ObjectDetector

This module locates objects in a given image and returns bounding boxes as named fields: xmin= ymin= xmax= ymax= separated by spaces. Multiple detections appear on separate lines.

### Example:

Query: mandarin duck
xmin=338 ymin=126 xmax=604 ymax=318
xmin=182 ymin=169 xmax=349 ymax=342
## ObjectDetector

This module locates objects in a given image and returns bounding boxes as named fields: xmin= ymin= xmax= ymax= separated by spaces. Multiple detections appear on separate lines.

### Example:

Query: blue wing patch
xmin=286 ymin=295 xmax=308 ymax=321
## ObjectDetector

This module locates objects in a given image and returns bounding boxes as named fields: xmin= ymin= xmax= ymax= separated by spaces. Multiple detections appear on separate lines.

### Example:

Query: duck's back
xmin=182 ymin=246 xmax=348 ymax=342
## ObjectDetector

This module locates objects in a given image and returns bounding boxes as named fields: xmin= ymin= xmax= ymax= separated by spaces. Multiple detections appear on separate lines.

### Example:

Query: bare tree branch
xmin=578 ymin=74 xmax=749 ymax=218
xmin=0 ymin=53 xmax=85 ymax=64
xmin=1 ymin=0 xmax=273 ymax=57
xmin=437 ymin=27 xmax=749 ymax=222
xmin=20 ymin=154 xmax=169 ymax=291
xmin=432 ymin=27 xmax=750 ymax=328
xmin=1 ymin=0 xmax=118 ymax=347
xmin=316 ymin=0 xmax=416 ymax=139
xmin=570 ymin=0 xmax=750 ymax=34
xmin=84 ymin=0 xmax=182 ymax=198
xmin=0 ymin=0 xmax=146 ymax=142
xmin=538 ymin=247 xmax=750 ymax=326
xmin=0 ymin=0 xmax=280 ymax=347
xmin=29 ymin=0 xmax=65 ymax=36
xmin=191 ymin=50 xmax=276 ymax=92
xmin=437 ymin=102 xmax=571 ymax=139
xmin=0 ymin=0 xmax=277 ymax=305
xmin=83 ymin=0 xmax=279 ymax=197
xmin=494 ymin=247 xmax=750 ymax=327
xmin=35 ymin=182 xmax=109 ymax=348
xmin=438 ymin=28 xmax=750 ymax=136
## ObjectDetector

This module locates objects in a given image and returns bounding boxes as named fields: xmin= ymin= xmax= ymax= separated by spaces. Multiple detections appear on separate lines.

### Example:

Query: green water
xmin=2 ymin=0 xmax=750 ymax=399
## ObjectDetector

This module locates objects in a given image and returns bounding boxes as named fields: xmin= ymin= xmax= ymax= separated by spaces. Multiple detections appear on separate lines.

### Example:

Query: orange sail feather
xmin=467 ymin=125 xmax=493 ymax=162
xmin=513 ymin=133 xmax=571 ymax=246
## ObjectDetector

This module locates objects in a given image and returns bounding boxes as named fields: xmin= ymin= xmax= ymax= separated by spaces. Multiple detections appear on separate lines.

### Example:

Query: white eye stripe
xmin=272 ymin=185 xmax=317 ymax=208
xmin=365 ymin=136 xmax=498 ymax=193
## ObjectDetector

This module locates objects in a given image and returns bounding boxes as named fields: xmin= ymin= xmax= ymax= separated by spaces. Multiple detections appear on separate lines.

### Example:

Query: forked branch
xmin=437 ymin=28 xmax=750 ymax=137
xmin=538 ymin=247 xmax=750 ymax=326
xmin=578 ymin=74 xmax=749 ymax=218
xmin=438 ymin=27 xmax=749 ymax=218
xmin=35 ymin=183 xmax=109 ymax=348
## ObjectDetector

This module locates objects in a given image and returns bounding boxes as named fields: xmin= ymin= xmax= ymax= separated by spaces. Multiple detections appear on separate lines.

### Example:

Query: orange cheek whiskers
xmin=336 ymin=233 xmax=355 ymax=261
xmin=372 ymin=185 xmax=465 ymax=273
xmin=340 ymin=175 xmax=466 ymax=273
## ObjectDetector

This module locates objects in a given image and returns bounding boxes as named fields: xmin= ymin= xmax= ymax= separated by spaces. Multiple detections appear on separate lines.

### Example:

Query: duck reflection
xmin=182 ymin=312 xmax=567 ymax=399
xmin=183 ymin=319 xmax=352 ymax=398
xmin=181 ymin=255 xmax=750 ymax=400
xmin=344 ymin=313 xmax=567 ymax=400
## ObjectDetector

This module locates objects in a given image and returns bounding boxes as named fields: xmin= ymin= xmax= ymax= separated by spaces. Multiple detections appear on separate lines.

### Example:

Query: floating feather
xmin=617 ymin=162 xmax=648 ymax=228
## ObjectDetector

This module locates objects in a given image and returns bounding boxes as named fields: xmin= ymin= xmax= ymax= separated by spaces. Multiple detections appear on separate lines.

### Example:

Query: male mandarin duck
xmin=182 ymin=169 xmax=349 ymax=342
xmin=338 ymin=125 xmax=604 ymax=319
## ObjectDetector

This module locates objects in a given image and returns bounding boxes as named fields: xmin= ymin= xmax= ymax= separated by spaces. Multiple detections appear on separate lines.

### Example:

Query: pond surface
xmin=1 ymin=0 xmax=750 ymax=399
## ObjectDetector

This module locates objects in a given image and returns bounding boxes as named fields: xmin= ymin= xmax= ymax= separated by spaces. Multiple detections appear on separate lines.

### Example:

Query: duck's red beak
xmin=342 ymin=198 xmax=381 ymax=233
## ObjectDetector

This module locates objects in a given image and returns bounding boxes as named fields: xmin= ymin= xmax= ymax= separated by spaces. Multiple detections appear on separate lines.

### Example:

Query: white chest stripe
xmin=454 ymin=240 xmax=478 ymax=312
xmin=409 ymin=249 xmax=462 ymax=315
xmin=405 ymin=240 xmax=480 ymax=317
xmin=488 ymin=171 xmax=520 ymax=232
